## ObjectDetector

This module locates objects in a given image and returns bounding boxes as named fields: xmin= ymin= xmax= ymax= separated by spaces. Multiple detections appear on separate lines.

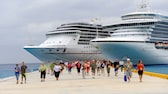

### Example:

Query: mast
xmin=137 ymin=0 xmax=151 ymax=12
xmin=91 ymin=17 xmax=100 ymax=39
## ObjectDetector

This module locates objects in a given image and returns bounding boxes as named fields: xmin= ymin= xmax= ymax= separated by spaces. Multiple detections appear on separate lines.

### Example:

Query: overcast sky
xmin=0 ymin=0 xmax=168 ymax=64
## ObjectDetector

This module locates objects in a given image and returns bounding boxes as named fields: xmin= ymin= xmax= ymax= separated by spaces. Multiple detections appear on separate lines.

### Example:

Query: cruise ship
xmin=91 ymin=1 xmax=168 ymax=65
xmin=24 ymin=22 xmax=109 ymax=62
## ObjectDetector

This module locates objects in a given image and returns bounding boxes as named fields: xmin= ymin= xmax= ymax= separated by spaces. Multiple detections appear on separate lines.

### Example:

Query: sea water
xmin=144 ymin=65 xmax=168 ymax=74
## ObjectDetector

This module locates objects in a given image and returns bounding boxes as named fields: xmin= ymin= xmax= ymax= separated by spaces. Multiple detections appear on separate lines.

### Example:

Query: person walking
xmin=14 ymin=64 xmax=20 ymax=84
xmin=50 ymin=62 xmax=55 ymax=75
xmin=67 ymin=62 xmax=72 ymax=74
xmin=54 ymin=63 xmax=62 ymax=80
xmin=90 ymin=60 xmax=97 ymax=79
xmin=86 ymin=61 xmax=90 ymax=76
xmin=81 ymin=61 xmax=87 ymax=79
xmin=124 ymin=58 xmax=134 ymax=82
xmin=106 ymin=60 xmax=111 ymax=77
xmin=39 ymin=62 xmax=47 ymax=82
xmin=20 ymin=62 xmax=28 ymax=84
xmin=76 ymin=61 xmax=81 ymax=75
xmin=100 ymin=60 xmax=105 ymax=76
xmin=119 ymin=60 xmax=124 ymax=72
xmin=114 ymin=59 xmax=119 ymax=76
xmin=96 ymin=60 xmax=101 ymax=76
xmin=137 ymin=60 xmax=145 ymax=82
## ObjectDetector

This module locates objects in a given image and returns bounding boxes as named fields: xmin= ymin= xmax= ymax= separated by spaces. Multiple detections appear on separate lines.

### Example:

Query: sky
xmin=0 ymin=0 xmax=168 ymax=64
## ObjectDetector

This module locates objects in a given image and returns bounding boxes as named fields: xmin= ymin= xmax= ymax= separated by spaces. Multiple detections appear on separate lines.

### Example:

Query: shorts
xmin=126 ymin=71 xmax=132 ymax=78
xmin=107 ymin=68 xmax=110 ymax=73
xmin=54 ymin=71 xmax=60 ymax=78
xmin=77 ymin=68 xmax=81 ymax=73
xmin=114 ymin=68 xmax=118 ymax=72
xmin=92 ymin=68 xmax=96 ymax=73
xmin=138 ymin=70 xmax=143 ymax=75
xmin=120 ymin=65 xmax=124 ymax=68
xmin=21 ymin=73 xmax=26 ymax=78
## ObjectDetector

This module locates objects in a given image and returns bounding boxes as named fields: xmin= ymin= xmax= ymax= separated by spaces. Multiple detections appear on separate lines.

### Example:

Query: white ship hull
xmin=95 ymin=42 xmax=168 ymax=65
xmin=24 ymin=45 xmax=106 ymax=62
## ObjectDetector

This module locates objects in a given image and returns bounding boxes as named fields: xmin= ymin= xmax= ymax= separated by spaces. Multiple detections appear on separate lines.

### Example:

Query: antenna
xmin=91 ymin=17 xmax=100 ymax=38
xmin=137 ymin=0 xmax=151 ymax=12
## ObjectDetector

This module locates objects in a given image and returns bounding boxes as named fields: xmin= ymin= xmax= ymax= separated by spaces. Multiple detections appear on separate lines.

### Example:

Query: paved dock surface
xmin=0 ymin=68 xmax=168 ymax=94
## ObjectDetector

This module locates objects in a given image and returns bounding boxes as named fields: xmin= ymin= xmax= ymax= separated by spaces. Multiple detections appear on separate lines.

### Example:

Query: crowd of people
xmin=14 ymin=58 xmax=145 ymax=84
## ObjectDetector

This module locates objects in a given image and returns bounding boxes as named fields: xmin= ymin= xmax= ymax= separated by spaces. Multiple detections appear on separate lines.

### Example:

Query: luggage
xmin=124 ymin=75 xmax=127 ymax=82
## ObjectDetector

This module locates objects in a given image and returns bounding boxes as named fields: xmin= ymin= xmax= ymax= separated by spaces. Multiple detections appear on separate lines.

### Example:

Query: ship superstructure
xmin=91 ymin=1 xmax=168 ymax=65
xmin=24 ymin=22 xmax=109 ymax=62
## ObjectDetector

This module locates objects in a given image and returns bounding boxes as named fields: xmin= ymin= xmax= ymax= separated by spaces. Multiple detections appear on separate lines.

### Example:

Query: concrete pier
xmin=0 ymin=68 xmax=168 ymax=94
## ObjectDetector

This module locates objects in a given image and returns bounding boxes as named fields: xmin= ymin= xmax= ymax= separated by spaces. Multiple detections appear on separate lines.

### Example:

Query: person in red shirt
xmin=137 ymin=60 xmax=145 ymax=82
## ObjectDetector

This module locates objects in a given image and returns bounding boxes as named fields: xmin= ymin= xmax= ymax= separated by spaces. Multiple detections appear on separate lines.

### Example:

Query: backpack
xmin=101 ymin=63 xmax=105 ymax=68
xmin=124 ymin=75 xmax=127 ymax=82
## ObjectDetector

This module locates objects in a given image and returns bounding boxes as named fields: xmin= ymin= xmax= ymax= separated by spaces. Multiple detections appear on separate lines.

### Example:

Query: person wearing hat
xmin=124 ymin=58 xmax=134 ymax=82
